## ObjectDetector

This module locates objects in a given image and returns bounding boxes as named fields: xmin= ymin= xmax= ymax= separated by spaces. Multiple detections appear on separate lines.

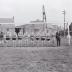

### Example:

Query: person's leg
xmin=1 ymin=38 xmax=3 ymax=44
xmin=59 ymin=39 xmax=60 ymax=46
xmin=0 ymin=40 xmax=1 ymax=44
xmin=57 ymin=39 xmax=58 ymax=46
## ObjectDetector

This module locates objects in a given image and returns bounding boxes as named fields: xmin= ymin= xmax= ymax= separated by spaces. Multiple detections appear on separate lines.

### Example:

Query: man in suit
xmin=0 ymin=32 xmax=4 ymax=44
xmin=56 ymin=31 xmax=61 ymax=46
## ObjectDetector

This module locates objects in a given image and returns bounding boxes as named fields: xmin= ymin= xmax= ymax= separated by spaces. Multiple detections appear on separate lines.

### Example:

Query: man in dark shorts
xmin=56 ymin=31 xmax=61 ymax=46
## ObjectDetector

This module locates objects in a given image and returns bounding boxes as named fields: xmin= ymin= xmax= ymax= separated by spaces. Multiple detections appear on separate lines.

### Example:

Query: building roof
xmin=0 ymin=17 xmax=14 ymax=23
xmin=1 ymin=24 xmax=15 ymax=28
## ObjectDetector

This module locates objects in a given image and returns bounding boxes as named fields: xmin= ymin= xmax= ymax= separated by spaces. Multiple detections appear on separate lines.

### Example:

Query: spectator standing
xmin=0 ymin=32 xmax=4 ymax=44
xmin=56 ymin=31 xmax=61 ymax=46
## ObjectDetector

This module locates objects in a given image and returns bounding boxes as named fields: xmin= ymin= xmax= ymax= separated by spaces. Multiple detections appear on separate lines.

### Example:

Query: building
xmin=0 ymin=17 xmax=15 ymax=36
xmin=17 ymin=5 xmax=62 ymax=37
xmin=18 ymin=19 xmax=60 ymax=37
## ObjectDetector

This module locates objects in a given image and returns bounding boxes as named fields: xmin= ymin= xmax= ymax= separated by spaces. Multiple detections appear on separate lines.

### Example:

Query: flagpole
xmin=62 ymin=10 xmax=66 ymax=37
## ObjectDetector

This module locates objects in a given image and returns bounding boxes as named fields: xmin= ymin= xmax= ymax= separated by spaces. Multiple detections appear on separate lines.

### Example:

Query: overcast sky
xmin=0 ymin=0 xmax=72 ymax=26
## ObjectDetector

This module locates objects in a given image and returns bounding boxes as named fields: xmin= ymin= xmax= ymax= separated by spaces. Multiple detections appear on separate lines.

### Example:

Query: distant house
xmin=0 ymin=17 xmax=15 ymax=36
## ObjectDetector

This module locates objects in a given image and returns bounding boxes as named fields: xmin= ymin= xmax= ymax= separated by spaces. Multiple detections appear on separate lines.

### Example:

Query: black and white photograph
xmin=0 ymin=0 xmax=72 ymax=72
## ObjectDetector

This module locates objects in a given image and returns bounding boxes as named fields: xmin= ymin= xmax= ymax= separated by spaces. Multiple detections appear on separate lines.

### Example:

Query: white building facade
xmin=0 ymin=17 xmax=15 ymax=37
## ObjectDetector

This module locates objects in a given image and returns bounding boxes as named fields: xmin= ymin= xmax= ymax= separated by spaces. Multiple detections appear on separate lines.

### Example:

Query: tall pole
xmin=62 ymin=10 xmax=66 ymax=37
xmin=42 ymin=5 xmax=47 ymax=36
xmin=42 ymin=5 xmax=46 ymax=22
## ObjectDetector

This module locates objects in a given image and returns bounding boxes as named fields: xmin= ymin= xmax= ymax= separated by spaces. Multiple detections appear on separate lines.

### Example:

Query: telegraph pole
xmin=62 ymin=10 xmax=66 ymax=37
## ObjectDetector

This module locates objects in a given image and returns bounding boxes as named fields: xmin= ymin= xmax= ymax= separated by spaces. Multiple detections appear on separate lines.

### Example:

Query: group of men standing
xmin=0 ymin=30 xmax=61 ymax=46
xmin=0 ymin=31 xmax=12 ymax=44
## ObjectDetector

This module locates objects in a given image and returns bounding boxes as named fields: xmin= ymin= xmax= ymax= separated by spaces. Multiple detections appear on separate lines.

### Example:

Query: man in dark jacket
xmin=56 ymin=31 xmax=61 ymax=46
xmin=0 ymin=32 xmax=4 ymax=44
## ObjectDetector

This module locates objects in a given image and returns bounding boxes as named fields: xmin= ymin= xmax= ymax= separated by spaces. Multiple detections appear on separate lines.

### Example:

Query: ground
xmin=0 ymin=46 xmax=71 ymax=72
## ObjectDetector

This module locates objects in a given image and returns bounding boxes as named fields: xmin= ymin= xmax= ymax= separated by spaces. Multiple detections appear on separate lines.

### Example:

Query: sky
xmin=0 ymin=0 xmax=72 ymax=26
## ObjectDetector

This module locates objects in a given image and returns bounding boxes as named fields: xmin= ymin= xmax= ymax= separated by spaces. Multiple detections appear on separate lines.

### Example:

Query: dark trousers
xmin=56 ymin=38 xmax=60 ymax=46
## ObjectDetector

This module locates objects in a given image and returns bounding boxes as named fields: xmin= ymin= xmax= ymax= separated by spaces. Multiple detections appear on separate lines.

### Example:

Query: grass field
xmin=0 ymin=46 xmax=71 ymax=72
